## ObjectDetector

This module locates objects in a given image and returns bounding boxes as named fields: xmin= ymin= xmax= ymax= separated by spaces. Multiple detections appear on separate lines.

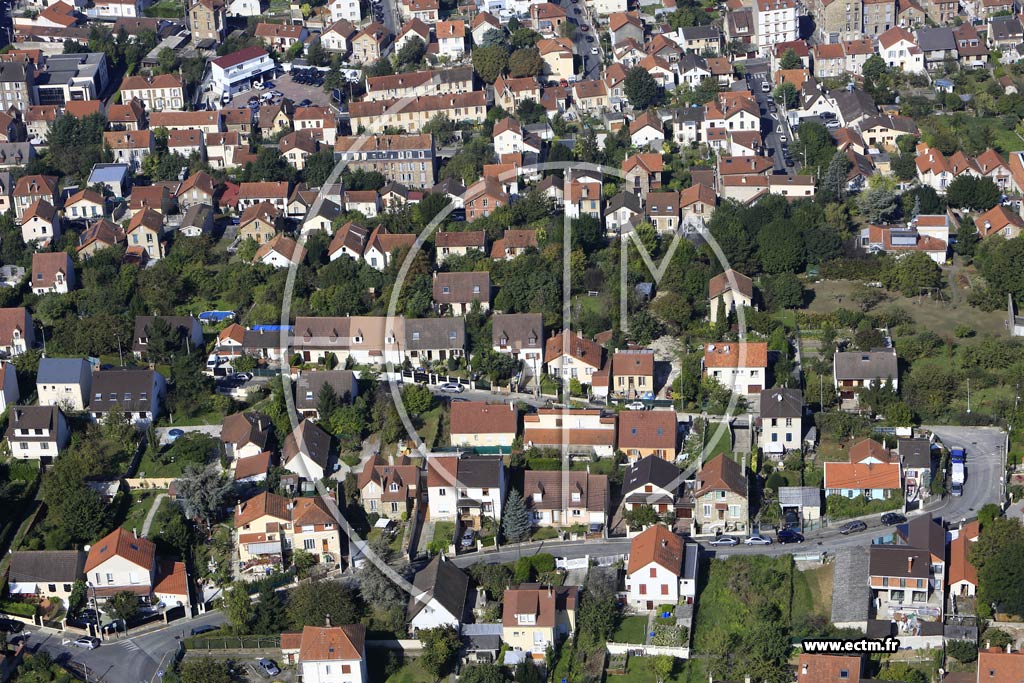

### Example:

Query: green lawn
xmin=612 ymin=615 xmax=649 ymax=644
xmin=137 ymin=450 xmax=189 ymax=478
xmin=700 ymin=422 xmax=733 ymax=457
xmin=417 ymin=405 xmax=444 ymax=448
xmin=384 ymin=662 xmax=435 ymax=683
xmin=368 ymin=523 xmax=405 ymax=552
xmin=143 ymin=0 xmax=183 ymax=17
xmin=531 ymin=527 xmax=560 ymax=541
xmin=432 ymin=521 xmax=455 ymax=548
xmin=607 ymin=656 xmax=692 ymax=683
xmin=120 ymin=491 xmax=163 ymax=534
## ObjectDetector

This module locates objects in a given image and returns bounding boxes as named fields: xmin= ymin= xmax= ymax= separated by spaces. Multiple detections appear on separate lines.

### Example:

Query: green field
xmin=120 ymin=491 xmax=163 ymax=534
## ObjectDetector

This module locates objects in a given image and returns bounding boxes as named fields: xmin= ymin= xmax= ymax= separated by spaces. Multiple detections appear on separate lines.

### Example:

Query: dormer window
xmin=533 ymin=492 xmax=542 ymax=502
xmin=571 ymin=491 xmax=581 ymax=502
xmin=389 ymin=482 xmax=399 ymax=492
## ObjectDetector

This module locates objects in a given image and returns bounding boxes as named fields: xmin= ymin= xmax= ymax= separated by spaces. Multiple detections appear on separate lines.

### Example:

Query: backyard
xmin=612 ymin=615 xmax=649 ymax=644
xmin=120 ymin=491 xmax=164 ymax=535
xmin=137 ymin=433 xmax=221 ymax=479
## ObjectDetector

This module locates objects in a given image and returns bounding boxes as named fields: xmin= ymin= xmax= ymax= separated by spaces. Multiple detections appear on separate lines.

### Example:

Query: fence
xmin=125 ymin=477 xmax=177 ymax=489
xmin=556 ymin=557 xmax=589 ymax=570
xmin=594 ymin=554 xmax=627 ymax=567
xmin=366 ymin=639 xmax=424 ymax=653
xmin=185 ymin=635 xmax=282 ymax=650
xmin=606 ymin=643 xmax=690 ymax=658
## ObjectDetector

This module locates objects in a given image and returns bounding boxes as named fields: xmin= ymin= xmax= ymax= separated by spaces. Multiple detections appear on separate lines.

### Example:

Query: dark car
xmin=839 ymin=520 xmax=868 ymax=535
xmin=881 ymin=512 xmax=907 ymax=526
xmin=777 ymin=529 xmax=804 ymax=544
xmin=298 ymin=98 xmax=313 ymax=107
xmin=0 ymin=619 xmax=22 ymax=633
xmin=785 ymin=157 xmax=795 ymax=167
xmin=190 ymin=625 xmax=218 ymax=636
xmin=586 ymin=35 xmax=594 ymax=42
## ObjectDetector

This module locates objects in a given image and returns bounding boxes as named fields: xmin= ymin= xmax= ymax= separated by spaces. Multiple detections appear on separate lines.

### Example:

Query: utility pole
xmin=967 ymin=378 xmax=971 ymax=414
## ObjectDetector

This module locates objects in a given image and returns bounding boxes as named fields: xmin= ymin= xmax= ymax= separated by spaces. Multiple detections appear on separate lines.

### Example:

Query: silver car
xmin=708 ymin=536 xmax=739 ymax=547
xmin=744 ymin=535 xmax=773 ymax=545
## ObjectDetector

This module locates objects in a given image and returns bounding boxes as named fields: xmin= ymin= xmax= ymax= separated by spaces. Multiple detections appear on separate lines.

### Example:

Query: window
xmin=48 ymin=584 xmax=56 ymax=593
xmin=342 ymin=665 xmax=351 ymax=674
xmin=661 ymin=584 xmax=669 ymax=595
xmin=650 ymin=568 xmax=657 ymax=578
xmin=639 ymin=584 xmax=647 ymax=595
xmin=303 ymin=538 xmax=315 ymax=550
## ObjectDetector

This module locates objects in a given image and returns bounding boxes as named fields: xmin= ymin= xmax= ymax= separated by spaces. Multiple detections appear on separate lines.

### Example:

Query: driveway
xmin=926 ymin=426 xmax=1007 ymax=519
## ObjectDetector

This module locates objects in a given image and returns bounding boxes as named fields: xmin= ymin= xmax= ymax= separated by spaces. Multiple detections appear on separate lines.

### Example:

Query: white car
xmin=779 ymin=134 xmax=788 ymax=143
xmin=625 ymin=401 xmax=646 ymax=411
xmin=73 ymin=637 xmax=100 ymax=650
xmin=590 ymin=47 xmax=599 ymax=54
xmin=708 ymin=536 xmax=739 ymax=547
xmin=744 ymin=535 xmax=773 ymax=545
xmin=440 ymin=382 xmax=465 ymax=393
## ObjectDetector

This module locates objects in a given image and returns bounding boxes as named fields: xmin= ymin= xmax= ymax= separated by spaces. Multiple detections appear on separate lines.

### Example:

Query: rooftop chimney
xmin=325 ymin=614 xmax=332 ymax=627
xmin=907 ymin=556 xmax=914 ymax=573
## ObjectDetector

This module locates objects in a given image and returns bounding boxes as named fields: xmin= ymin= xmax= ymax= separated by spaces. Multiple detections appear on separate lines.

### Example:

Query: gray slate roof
xmin=408 ymin=554 xmax=469 ymax=622
xmin=778 ymin=486 xmax=822 ymax=509
xmin=37 ymin=357 xmax=90 ymax=385
xmin=9 ymin=550 xmax=86 ymax=584
xmin=916 ymin=27 xmax=956 ymax=51
xmin=759 ymin=387 xmax=803 ymax=418
xmin=833 ymin=348 xmax=898 ymax=382
xmin=898 ymin=438 xmax=933 ymax=469
xmin=622 ymin=455 xmax=685 ymax=496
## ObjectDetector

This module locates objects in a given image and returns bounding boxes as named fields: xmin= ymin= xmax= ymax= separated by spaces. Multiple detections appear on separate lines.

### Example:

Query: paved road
xmin=376 ymin=0 xmax=399 ymax=36
xmin=27 ymin=611 xmax=225 ymax=683
xmin=746 ymin=70 xmax=796 ymax=175
xmin=925 ymin=425 xmax=1007 ymax=519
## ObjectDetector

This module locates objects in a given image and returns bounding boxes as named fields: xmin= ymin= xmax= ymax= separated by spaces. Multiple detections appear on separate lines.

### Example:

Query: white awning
xmin=246 ymin=542 xmax=282 ymax=556
xmin=8 ymin=582 xmax=36 ymax=595
xmin=766 ymin=443 xmax=785 ymax=454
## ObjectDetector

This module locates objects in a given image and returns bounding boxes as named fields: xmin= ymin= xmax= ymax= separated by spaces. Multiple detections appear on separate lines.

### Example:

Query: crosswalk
xmin=112 ymin=638 xmax=141 ymax=651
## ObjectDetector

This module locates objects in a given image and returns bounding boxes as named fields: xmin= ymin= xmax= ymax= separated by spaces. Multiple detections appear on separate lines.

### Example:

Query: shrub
xmin=954 ymin=324 xmax=976 ymax=338
xmin=946 ymin=639 xmax=977 ymax=663
xmin=531 ymin=553 xmax=556 ymax=573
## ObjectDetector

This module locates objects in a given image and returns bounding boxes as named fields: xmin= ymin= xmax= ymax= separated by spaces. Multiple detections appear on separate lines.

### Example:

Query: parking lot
xmin=275 ymin=69 xmax=338 ymax=110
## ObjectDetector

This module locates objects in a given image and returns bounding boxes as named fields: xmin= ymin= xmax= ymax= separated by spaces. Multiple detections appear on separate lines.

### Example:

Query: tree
xmin=179 ymin=658 xmax=232 ymax=683
xmin=224 ymin=581 xmax=255 ymax=634
xmin=881 ymin=252 xmax=943 ymax=296
xmin=773 ymin=82 xmax=798 ymax=109
xmin=891 ymin=153 xmax=918 ymax=182
xmin=304 ymin=151 xmax=336 ymax=188
xmin=819 ymin=150 xmax=850 ymax=203
xmin=292 ymin=549 xmax=318 ymax=579
xmin=758 ymin=220 xmax=806 ymax=274
xmin=779 ymin=48 xmax=802 ymax=70
xmin=287 ymin=578 xmax=363 ymax=628
xmin=863 ymin=54 xmax=887 ymax=81
xmin=502 ymin=488 xmax=531 ymax=543
xmin=107 ymin=590 xmax=140 ymax=625
xmin=401 ymin=383 xmax=434 ymax=414
xmin=857 ymin=183 xmax=899 ymax=223
xmin=762 ymin=272 xmax=804 ymax=309
xmin=458 ymin=664 xmax=507 ymax=683
xmin=419 ymin=626 xmax=461 ymax=676
xmin=175 ymin=464 xmax=232 ymax=532
xmin=954 ymin=217 xmax=979 ymax=258
xmin=653 ymin=656 xmax=676 ymax=683
xmin=624 ymin=66 xmax=659 ymax=110
xmin=472 ymin=45 xmax=509 ymax=83
xmin=508 ymin=47 xmax=543 ymax=77
xmin=946 ymin=640 xmax=978 ymax=663
xmin=397 ymin=36 xmax=426 ymax=67
xmin=945 ymin=175 xmax=1001 ymax=212
xmin=623 ymin=505 xmax=659 ymax=529
xmin=251 ymin=585 xmax=287 ymax=635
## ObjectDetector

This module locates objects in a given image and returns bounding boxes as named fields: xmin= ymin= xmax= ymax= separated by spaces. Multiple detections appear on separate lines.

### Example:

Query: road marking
xmin=119 ymin=639 xmax=141 ymax=651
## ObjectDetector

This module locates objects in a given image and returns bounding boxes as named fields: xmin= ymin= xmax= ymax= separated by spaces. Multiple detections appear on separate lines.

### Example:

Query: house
xmin=611 ymin=349 xmax=655 ymax=399
xmin=450 ymin=401 xmax=518 ymax=449
xmin=126 ymin=208 xmax=165 ymax=260
xmin=294 ymin=370 xmax=357 ymax=420
xmin=210 ymin=47 xmax=275 ymax=99
xmin=833 ymin=347 xmax=899 ymax=407
xmin=221 ymin=411 xmax=272 ymax=461
xmin=104 ymin=130 xmax=154 ymax=169
xmin=30 ymin=251 xmax=74 ymax=294
xmin=916 ymin=27 xmax=957 ymax=69
xmin=254 ymin=234 xmax=306 ymax=269
xmin=358 ymin=455 xmax=419 ymax=519
xmin=432 ymin=271 xmax=491 ymax=315
xmin=77 ymin=219 xmax=125 ymax=259
xmin=119 ymin=74 xmax=185 ymax=112
xmin=0 ymin=362 xmax=16 ymax=414
xmin=492 ymin=313 xmax=544 ymax=374
xmin=621 ymin=455 xmax=687 ymax=519
xmin=824 ymin=449 xmax=902 ymax=500
xmin=426 ymin=455 xmax=505 ymax=527
xmin=89 ymin=368 xmax=166 ymax=425
xmin=544 ymin=329 xmax=603 ymax=382
xmin=465 ymin=177 xmax=508 ymax=222
xmin=679 ymin=183 xmax=716 ymax=225
xmin=238 ymin=202 xmax=283 ymax=245
xmin=63 ymin=188 xmax=104 ymax=222
xmin=868 ymin=515 xmax=945 ymax=621
xmin=179 ymin=203 xmax=215 ymax=238
xmin=898 ymin=438 xmax=934 ymax=503
xmin=493 ymin=75 xmax=541 ymax=111
xmin=605 ymin=191 xmax=643 ymax=236
xmin=523 ymin=468 xmax=610 ymax=530
xmin=703 ymin=341 xmax=768 ymax=394
xmin=879 ymin=27 xmax=925 ymax=73
xmin=646 ymin=191 xmax=680 ymax=234
xmin=281 ymin=624 xmax=367 ymax=683
xmin=796 ymin=655 xmax=865 ymax=683
xmin=778 ymin=487 xmax=822 ymax=530
xmin=234 ymin=492 xmax=342 ymax=572
xmin=328 ymin=221 xmax=370 ymax=262
xmin=977 ymin=205 xmax=1024 ymax=239
xmin=537 ymin=38 xmax=575 ymax=82
xmin=947 ymin=520 xmax=979 ymax=599
xmin=408 ymin=554 xmax=469 ymax=633
xmin=625 ymin=525 xmax=698 ymax=611
xmin=5 ymin=405 xmax=69 ymax=462
xmin=617 ymin=410 xmax=679 ymax=462
xmin=523 ymin=409 xmax=616 ymax=457
xmin=187 ymin=0 xmax=226 ymax=43
xmin=436 ymin=20 xmax=466 ymax=59
xmin=36 ymin=358 xmax=90 ymax=412
xmin=254 ymin=22 xmax=308 ymax=50
xmin=0 ymin=308 xmax=34 ymax=357
xmin=404 ymin=318 xmax=465 ymax=365
xmin=20 ymin=199 xmax=61 ymax=246
xmin=490 ymin=229 xmax=538 ymax=260
xmin=435 ymin=230 xmax=486 ymax=264
xmin=691 ymin=454 xmax=748 ymax=535
xmin=132 ymin=316 xmax=204 ymax=359
xmin=363 ymin=226 xmax=416 ymax=270
xmin=758 ymin=387 xmax=803 ymax=456
xmin=502 ymin=584 xmax=578 ymax=661
xmin=84 ymin=527 xmax=156 ymax=600
xmin=609 ymin=11 xmax=643 ymax=44
xmin=282 ymin=419 xmax=333 ymax=481
xmin=7 ymin=550 xmax=86 ymax=604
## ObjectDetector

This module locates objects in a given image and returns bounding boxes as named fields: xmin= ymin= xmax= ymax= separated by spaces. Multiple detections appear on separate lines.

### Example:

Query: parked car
xmin=777 ymin=529 xmax=804 ymax=544
xmin=235 ymin=372 xmax=253 ymax=382
xmin=744 ymin=535 xmax=773 ymax=545
xmin=258 ymin=659 xmax=280 ymax=676
xmin=580 ymin=24 xmax=589 ymax=30
xmin=73 ymin=637 xmax=100 ymax=650
xmin=585 ymin=35 xmax=594 ymax=42
xmin=460 ymin=529 xmax=475 ymax=548
xmin=0 ymin=619 xmax=22 ymax=633
xmin=440 ymin=382 xmax=465 ymax=393
xmin=190 ymin=625 xmax=218 ymax=636
xmin=881 ymin=512 xmax=907 ymax=526
xmin=785 ymin=157 xmax=795 ymax=167
xmin=590 ymin=47 xmax=599 ymax=54
xmin=298 ymin=98 xmax=313 ymax=107
xmin=625 ymin=401 xmax=647 ymax=411
xmin=708 ymin=536 xmax=739 ymax=546
xmin=839 ymin=520 xmax=867 ymax=535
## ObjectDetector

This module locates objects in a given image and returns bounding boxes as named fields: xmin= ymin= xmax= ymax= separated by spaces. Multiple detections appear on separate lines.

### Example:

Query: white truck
xmin=951 ymin=461 xmax=965 ymax=496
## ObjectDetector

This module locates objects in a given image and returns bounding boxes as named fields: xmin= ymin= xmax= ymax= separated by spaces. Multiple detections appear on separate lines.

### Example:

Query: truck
xmin=951 ymin=448 xmax=966 ymax=464
xmin=951 ymin=461 xmax=965 ymax=496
